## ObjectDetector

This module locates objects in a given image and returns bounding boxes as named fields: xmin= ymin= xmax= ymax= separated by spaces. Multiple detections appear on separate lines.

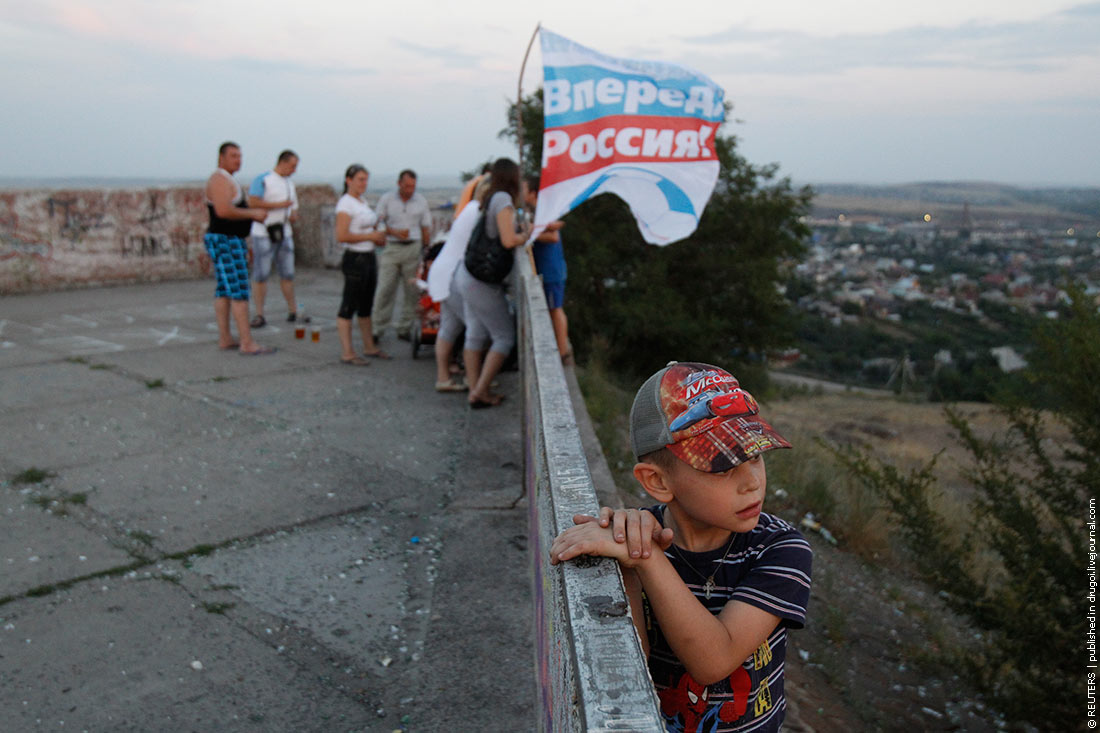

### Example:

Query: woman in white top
xmin=335 ymin=164 xmax=389 ymax=364
xmin=427 ymin=175 xmax=491 ymax=392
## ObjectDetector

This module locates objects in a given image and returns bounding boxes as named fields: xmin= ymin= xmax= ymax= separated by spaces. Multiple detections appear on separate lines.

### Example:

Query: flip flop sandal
xmin=341 ymin=356 xmax=372 ymax=366
xmin=362 ymin=350 xmax=392 ymax=360
xmin=240 ymin=346 xmax=277 ymax=356
xmin=219 ymin=342 xmax=240 ymax=351
xmin=469 ymin=394 xmax=505 ymax=409
xmin=250 ymin=315 xmax=266 ymax=328
xmin=435 ymin=381 xmax=467 ymax=392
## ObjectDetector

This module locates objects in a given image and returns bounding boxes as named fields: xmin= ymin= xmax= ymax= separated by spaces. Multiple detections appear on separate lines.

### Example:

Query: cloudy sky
xmin=1 ymin=0 xmax=1097 ymax=187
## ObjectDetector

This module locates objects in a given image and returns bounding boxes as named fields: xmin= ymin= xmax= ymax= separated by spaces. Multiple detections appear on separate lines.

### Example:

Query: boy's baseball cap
xmin=630 ymin=361 xmax=791 ymax=473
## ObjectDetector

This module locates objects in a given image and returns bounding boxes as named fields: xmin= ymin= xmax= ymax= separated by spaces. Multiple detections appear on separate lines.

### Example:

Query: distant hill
xmin=808 ymin=181 xmax=1100 ymax=227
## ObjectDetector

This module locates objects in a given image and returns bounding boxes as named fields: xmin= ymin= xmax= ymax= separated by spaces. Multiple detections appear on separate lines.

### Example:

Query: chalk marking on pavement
xmin=83 ymin=311 xmax=137 ymax=326
xmin=123 ymin=327 xmax=199 ymax=346
xmin=62 ymin=314 xmax=99 ymax=328
xmin=38 ymin=335 xmax=125 ymax=355
xmin=1 ymin=319 xmax=45 ymax=335
xmin=153 ymin=327 xmax=188 ymax=346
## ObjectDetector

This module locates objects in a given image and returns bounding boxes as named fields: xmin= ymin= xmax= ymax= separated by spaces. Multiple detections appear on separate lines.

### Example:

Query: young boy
xmin=550 ymin=361 xmax=812 ymax=733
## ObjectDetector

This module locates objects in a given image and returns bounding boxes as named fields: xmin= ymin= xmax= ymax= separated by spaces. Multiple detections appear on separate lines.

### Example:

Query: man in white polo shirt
xmin=248 ymin=149 xmax=303 ymax=328
xmin=372 ymin=169 xmax=432 ymax=341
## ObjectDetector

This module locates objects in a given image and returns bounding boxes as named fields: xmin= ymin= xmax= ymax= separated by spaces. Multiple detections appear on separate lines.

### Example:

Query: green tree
xmin=827 ymin=282 xmax=1097 ymax=726
xmin=502 ymin=91 xmax=812 ymax=383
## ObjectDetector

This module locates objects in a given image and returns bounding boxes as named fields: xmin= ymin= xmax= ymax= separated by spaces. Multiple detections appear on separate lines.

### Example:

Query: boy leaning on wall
xmin=550 ymin=361 xmax=813 ymax=733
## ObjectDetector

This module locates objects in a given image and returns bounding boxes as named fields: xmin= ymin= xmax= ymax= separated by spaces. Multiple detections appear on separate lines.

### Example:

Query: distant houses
xmin=789 ymin=208 xmax=1098 ymax=375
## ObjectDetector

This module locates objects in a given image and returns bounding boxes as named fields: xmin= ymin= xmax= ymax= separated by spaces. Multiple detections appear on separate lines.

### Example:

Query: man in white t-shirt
xmin=371 ymin=169 xmax=433 ymax=341
xmin=248 ymin=150 xmax=302 ymax=328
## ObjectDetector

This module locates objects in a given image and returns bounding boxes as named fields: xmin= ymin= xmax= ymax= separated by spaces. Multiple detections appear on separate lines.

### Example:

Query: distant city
xmin=784 ymin=182 xmax=1100 ymax=389
xmin=801 ymin=181 xmax=1100 ymax=316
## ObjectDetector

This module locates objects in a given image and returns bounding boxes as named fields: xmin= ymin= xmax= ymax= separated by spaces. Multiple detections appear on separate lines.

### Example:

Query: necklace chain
xmin=669 ymin=532 xmax=737 ymax=600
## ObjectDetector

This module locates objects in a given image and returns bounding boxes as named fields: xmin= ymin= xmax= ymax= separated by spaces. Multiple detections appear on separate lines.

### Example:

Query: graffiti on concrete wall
xmin=0 ymin=234 xmax=52 ymax=260
xmin=138 ymin=190 xmax=167 ymax=227
xmin=0 ymin=187 xmax=209 ymax=293
xmin=118 ymin=190 xmax=195 ymax=261
xmin=0 ymin=183 xmax=337 ymax=293
xmin=122 ymin=235 xmax=166 ymax=258
xmin=0 ymin=193 xmax=52 ymax=262
xmin=48 ymin=196 xmax=111 ymax=242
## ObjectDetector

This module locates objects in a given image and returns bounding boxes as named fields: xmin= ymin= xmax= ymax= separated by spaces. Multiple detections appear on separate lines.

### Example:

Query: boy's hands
xmin=549 ymin=507 xmax=673 ymax=567
xmin=584 ymin=507 xmax=674 ymax=560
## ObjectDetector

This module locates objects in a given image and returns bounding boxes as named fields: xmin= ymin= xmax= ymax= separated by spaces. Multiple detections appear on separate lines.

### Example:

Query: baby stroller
xmin=408 ymin=240 xmax=444 ymax=359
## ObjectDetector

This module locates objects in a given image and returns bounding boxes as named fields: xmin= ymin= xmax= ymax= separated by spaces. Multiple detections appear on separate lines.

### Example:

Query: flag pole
xmin=516 ymin=22 xmax=541 ymax=175
xmin=517 ymin=22 xmax=542 ymax=254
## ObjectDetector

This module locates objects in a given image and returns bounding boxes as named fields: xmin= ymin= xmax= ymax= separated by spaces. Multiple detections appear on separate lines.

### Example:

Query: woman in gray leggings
xmin=454 ymin=158 xmax=531 ymax=408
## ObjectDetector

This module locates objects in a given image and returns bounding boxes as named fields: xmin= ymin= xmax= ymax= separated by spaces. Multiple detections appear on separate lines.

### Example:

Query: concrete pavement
xmin=0 ymin=270 xmax=533 ymax=732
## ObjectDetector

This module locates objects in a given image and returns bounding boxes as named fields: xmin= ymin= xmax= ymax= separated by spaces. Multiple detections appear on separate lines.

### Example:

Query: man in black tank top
xmin=204 ymin=141 xmax=274 ymax=355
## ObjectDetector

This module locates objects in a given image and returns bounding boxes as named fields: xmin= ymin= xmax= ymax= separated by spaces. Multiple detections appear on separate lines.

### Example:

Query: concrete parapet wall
xmin=0 ymin=184 xmax=337 ymax=294
xmin=518 ymin=251 xmax=664 ymax=732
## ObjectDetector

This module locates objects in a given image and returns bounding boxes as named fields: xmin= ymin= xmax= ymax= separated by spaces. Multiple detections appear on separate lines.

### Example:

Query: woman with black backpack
xmin=453 ymin=157 xmax=531 ymax=408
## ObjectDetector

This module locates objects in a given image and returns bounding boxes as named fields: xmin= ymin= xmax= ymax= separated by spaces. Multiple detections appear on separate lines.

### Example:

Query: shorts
xmin=438 ymin=273 xmax=466 ymax=343
xmin=456 ymin=263 xmax=514 ymax=355
xmin=338 ymin=250 xmax=378 ymax=319
xmin=204 ymin=232 xmax=250 ymax=301
xmin=542 ymin=281 xmax=565 ymax=310
xmin=252 ymin=233 xmax=295 ymax=282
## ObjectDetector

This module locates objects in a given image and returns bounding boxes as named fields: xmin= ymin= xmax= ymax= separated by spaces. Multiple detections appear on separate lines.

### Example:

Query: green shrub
xmin=825 ymin=282 xmax=1096 ymax=726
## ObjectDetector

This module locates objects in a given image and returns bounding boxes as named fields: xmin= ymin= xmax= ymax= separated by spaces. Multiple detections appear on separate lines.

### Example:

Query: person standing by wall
xmin=428 ymin=175 xmax=492 ymax=392
xmin=335 ymin=164 xmax=389 ymax=365
xmin=524 ymin=174 xmax=572 ymax=364
xmin=453 ymin=157 xmax=531 ymax=408
xmin=372 ymin=169 xmax=432 ymax=342
xmin=248 ymin=149 xmax=302 ymax=328
xmin=204 ymin=141 xmax=274 ymax=355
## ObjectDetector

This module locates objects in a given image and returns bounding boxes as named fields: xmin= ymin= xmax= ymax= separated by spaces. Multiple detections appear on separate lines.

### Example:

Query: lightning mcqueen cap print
xmin=630 ymin=361 xmax=792 ymax=473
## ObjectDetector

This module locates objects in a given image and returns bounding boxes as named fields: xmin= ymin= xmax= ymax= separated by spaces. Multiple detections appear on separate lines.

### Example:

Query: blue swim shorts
xmin=204 ymin=232 xmax=251 ymax=301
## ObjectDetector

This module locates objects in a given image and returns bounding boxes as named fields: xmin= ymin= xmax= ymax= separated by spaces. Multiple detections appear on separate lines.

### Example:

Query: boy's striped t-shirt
xmin=641 ymin=508 xmax=813 ymax=733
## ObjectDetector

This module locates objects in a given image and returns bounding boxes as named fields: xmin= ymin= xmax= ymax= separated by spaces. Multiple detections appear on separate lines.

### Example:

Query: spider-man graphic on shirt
xmin=658 ymin=667 xmax=752 ymax=733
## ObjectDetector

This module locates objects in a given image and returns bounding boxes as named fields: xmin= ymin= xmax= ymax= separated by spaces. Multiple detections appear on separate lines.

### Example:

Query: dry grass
xmin=764 ymin=391 xmax=1072 ymax=564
